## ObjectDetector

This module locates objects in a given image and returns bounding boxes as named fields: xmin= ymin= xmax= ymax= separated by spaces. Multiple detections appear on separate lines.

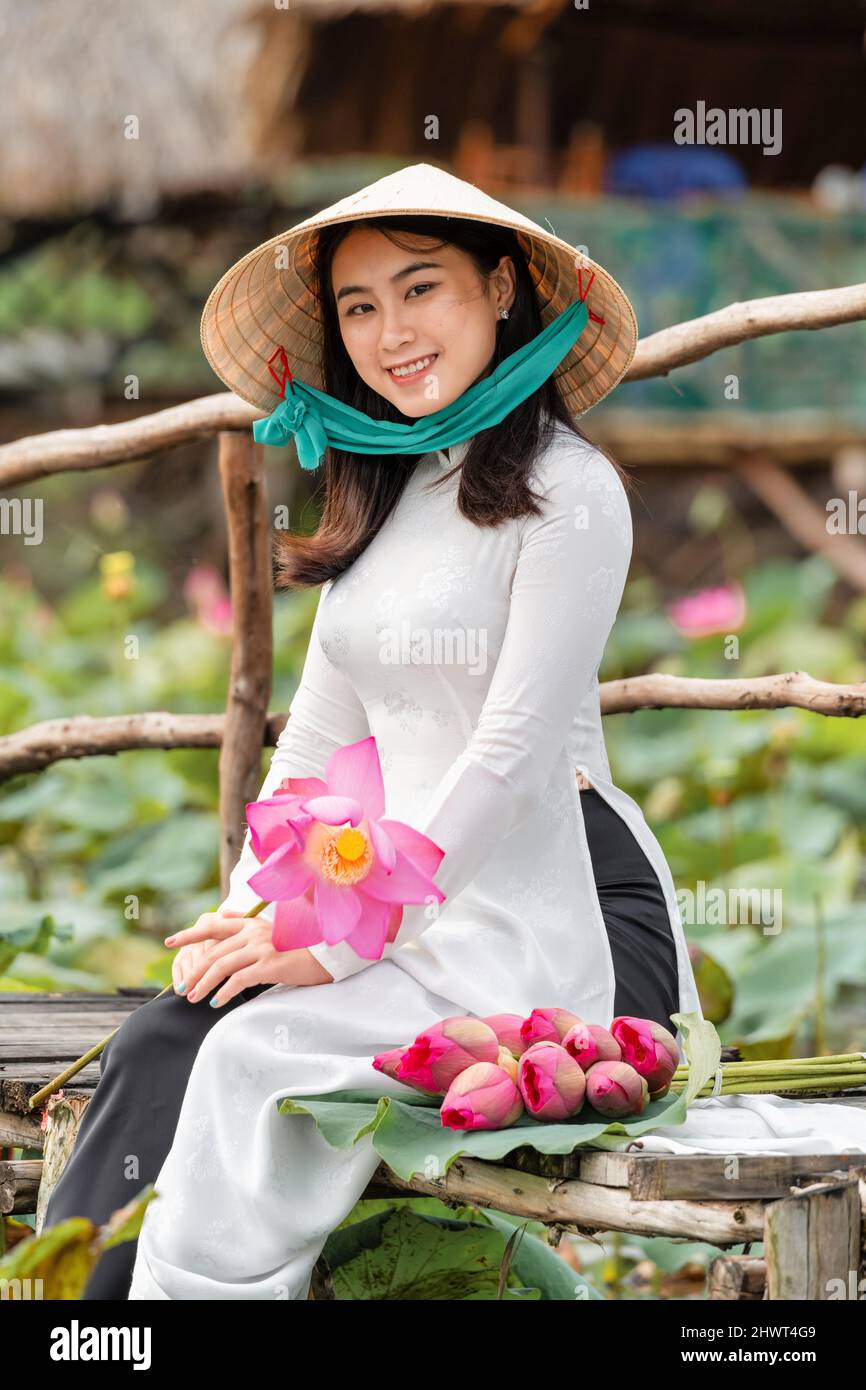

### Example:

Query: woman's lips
xmin=385 ymin=353 xmax=438 ymax=385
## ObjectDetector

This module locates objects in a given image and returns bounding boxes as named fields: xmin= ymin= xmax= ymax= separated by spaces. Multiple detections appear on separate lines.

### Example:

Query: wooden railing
xmin=1 ymin=284 xmax=865 ymax=895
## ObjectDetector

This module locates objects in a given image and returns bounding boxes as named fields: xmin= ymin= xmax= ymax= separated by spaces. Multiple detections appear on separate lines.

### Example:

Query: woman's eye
xmin=345 ymin=283 xmax=436 ymax=317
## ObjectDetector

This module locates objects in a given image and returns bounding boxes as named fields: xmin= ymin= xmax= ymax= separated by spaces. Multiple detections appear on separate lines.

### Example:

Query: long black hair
xmin=274 ymin=214 xmax=631 ymax=591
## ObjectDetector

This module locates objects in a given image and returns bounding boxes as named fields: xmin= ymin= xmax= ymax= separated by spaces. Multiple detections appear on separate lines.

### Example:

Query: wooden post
xmin=36 ymin=1093 xmax=91 ymax=1234
xmin=217 ymin=431 xmax=273 ymax=897
xmin=764 ymin=1169 xmax=866 ymax=1300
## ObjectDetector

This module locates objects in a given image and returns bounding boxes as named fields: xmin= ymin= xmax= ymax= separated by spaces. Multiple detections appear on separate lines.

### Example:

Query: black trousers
xmin=43 ymin=786 xmax=679 ymax=1299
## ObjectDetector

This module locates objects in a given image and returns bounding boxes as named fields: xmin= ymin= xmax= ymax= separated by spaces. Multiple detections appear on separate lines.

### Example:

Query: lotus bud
xmin=371 ymin=1045 xmax=409 ymax=1084
xmin=482 ymin=1013 xmax=528 ymax=1056
xmin=440 ymin=1062 xmax=524 ymax=1131
xmin=520 ymin=1007 xmax=584 ymax=1047
xmin=562 ymin=1021 xmax=621 ymax=1070
xmin=395 ymin=1016 xmax=500 ymax=1095
xmin=585 ymin=1060 xmax=649 ymax=1117
xmin=517 ymin=1041 xmax=586 ymax=1121
xmin=610 ymin=1016 xmax=679 ymax=1097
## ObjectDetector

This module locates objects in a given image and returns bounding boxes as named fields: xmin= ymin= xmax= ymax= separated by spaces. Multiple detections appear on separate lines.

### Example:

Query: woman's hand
xmin=172 ymin=935 xmax=221 ymax=995
xmin=165 ymin=909 xmax=334 ymax=1006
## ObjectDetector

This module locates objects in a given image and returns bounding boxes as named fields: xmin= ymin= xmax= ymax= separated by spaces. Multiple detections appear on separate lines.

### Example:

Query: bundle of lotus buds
xmin=373 ymin=1009 xmax=681 ymax=1131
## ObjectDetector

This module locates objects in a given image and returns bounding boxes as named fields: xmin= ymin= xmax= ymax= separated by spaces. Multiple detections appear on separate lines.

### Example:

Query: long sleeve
xmin=307 ymin=440 xmax=634 ymax=982
xmin=216 ymin=581 xmax=371 ymax=924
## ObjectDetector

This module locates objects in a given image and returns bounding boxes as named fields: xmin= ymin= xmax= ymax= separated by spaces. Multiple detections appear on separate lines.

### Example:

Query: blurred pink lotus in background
xmin=665 ymin=580 xmax=746 ymax=639
xmin=183 ymin=562 xmax=233 ymax=636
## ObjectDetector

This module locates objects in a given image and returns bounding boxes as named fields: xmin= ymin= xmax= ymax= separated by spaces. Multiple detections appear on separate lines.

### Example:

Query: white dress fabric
xmin=127 ymin=423 xmax=857 ymax=1301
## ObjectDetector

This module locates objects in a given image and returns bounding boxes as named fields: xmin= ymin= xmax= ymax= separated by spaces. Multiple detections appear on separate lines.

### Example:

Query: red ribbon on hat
xmin=266 ymin=346 xmax=294 ymax=399
xmin=576 ymin=267 xmax=606 ymax=327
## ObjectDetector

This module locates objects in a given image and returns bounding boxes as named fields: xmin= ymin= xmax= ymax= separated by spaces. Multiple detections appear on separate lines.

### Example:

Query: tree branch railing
xmin=2 ymin=284 xmax=864 ymax=490
xmin=1 ymin=284 xmax=864 ymax=894
xmin=1 ymin=671 xmax=864 ymax=784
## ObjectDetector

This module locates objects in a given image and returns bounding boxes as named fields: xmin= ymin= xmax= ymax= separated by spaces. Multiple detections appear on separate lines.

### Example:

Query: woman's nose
xmin=378 ymin=309 xmax=415 ymax=349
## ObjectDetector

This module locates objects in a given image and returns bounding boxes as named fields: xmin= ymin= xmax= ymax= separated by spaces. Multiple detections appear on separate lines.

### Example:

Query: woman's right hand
xmin=171 ymin=922 xmax=222 ymax=996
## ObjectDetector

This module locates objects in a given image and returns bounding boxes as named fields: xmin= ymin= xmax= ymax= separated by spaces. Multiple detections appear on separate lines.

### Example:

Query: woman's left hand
xmin=164 ymin=909 xmax=334 ymax=1006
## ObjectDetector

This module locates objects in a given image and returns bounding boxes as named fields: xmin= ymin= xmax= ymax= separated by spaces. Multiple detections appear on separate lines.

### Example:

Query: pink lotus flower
xmin=561 ymin=1021 xmax=621 ymax=1071
xmin=585 ymin=1061 xmax=649 ymax=1117
xmin=386 ymin=1016 xmax=501 ymax=1096
xmin=244 ymin=735 xmax=445 ymax=958
xmin=666 ymin=580 xmax=746 ymax=639
xmin=610 ymin=1016 xmax=680 ymax=1098
xmin=520 ymin=1007 xmax=584 ymax=1048
xmin=482 ymin=1013 xmax=528 ymax=1056
xmin=517 ymin=1041 xmax=586 ymax=1121
xmin=440 ymin=1062 xmax=524 ymax=1131
xmin=184 ymin=563 xmax=234 ymax=636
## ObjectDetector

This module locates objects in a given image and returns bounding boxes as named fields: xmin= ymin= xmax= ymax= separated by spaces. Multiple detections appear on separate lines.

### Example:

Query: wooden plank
xmin=627 ymin=1153 xmax=864 ymax=1201
xmin=0 ymin=990 xmax=158 ymax=1113
xmin=2 ymin=1070 xmax=98 ymax=1115
xmin=0 ymin=1159 xmax=42 ymax=1214
xmin=0 ymin=1110 xmax=44 ymax=1150
xmin=496 ymin=1147 xmax=866 ymax=1197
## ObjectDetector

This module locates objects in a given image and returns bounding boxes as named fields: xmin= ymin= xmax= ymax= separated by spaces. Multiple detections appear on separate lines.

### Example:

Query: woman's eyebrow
xmin=336 ymin=260 xmax=445 ymax=302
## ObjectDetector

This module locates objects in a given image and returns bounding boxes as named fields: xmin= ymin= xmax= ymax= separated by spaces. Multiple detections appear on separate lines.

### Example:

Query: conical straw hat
xmin=200 ymin=161 xmax=637 ymax=419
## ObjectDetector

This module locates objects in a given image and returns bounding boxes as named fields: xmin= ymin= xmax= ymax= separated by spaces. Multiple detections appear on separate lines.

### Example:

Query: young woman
xmin=45 ymin=164 xmax=702 ymax=1300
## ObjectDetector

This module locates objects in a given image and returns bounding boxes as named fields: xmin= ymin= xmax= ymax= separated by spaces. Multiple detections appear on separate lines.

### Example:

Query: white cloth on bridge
xmin=606 ymin=1091 xmax=866 ymax=1156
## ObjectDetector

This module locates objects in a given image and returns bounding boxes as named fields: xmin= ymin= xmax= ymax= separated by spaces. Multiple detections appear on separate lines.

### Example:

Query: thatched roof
xmin=1 ymin=0 xmax=862 ymax=216
xmin=0 ymin=0 xmax=267 ymax=216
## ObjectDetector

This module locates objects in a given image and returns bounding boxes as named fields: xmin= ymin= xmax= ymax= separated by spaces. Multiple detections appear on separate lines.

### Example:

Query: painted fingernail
xmin=209 ymin=996 xmax=221 ymax=1008
xmin=176 ymin=981 xmax=187 ymax=994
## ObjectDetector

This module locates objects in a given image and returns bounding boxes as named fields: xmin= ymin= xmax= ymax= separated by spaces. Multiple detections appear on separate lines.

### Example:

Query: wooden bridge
xmin=3 ymin=989 xmax=865 ymax=1301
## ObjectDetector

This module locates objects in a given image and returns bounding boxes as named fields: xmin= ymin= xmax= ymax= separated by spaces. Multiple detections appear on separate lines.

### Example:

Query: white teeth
xmin=389 ymin=355 xmax=435 ymax=377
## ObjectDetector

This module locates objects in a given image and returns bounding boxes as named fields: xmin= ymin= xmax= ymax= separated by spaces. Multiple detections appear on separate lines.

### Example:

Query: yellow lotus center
xmin=318 ymin=822 xmax=373 ymax=886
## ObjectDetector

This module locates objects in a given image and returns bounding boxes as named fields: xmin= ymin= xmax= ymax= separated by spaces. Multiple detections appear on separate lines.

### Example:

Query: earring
xmin=499 ymin=308 xmax=509 ymax=320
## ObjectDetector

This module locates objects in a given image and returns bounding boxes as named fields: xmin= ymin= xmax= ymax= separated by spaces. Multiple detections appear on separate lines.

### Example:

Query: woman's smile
xmin=385 ymin=352 xmax=439 ymax=384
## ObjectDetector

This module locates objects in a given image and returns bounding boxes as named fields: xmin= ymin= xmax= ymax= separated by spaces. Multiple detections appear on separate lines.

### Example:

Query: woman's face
xmin=330 ymin=227 xmax=516 ymax=416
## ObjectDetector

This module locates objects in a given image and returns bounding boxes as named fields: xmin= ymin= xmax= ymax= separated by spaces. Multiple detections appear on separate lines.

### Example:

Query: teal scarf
xmin=252 ymin=296 xmax=590 ymax=471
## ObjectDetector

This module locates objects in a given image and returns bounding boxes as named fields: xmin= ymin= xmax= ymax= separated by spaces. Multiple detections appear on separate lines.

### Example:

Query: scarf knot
xmin=252 ymin=392 xmax=328 ymax=471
